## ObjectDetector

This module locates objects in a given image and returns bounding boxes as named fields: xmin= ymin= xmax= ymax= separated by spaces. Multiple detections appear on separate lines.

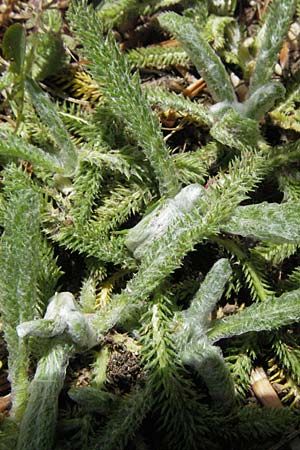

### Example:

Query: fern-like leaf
xmin=0 ymin=132 xmax=64 ymax=173
xmin=127 ymin=45 xmax=190 ymax=70
xmin=26 ymin=78 xmax=78 ymax=175
xmin=96 ymin=0 xmax=156 ymax=31
xmin=210 ymin=108 xmax=260 ymax=151
xmin=0 ymin=164 xmax=60 ymax=418
xmin=144 ymin=85 xmax=214 ymax=127
xmin=270 ymin=83 xmax=300 ymax=131
xmin=68 ymin=2 xmax=180 ymax=197
xmin=140 ymin=296 xmax=212 ymax=450
xmin=213 ymin=237 xmax=273 ymax=302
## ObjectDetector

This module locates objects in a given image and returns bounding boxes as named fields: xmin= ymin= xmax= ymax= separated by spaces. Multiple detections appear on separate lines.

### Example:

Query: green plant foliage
xmin=1 ymin=0 xmax=300 ymax=448
xmin=213 ymin=237 xmax=273 ymax=302
xmin=144 ymin=85 xmax=214 ymax=127
xmin=127 ymin=45 xmax=191 ymax=70
xmin=208 ymin=288 xmax=300 ymax=342
xmin=270 ymin=83 xmax=300 ymax=131
xmin=221 ymin=201 xmax=300 ymax=244
xmin=180 ymin=258 xmax=232 ymax=334
xmin=68 ymin=387 xmax=119 ymax=413
xmin=203 ymin=14 xmax=235 ymax=50
xmin=94 ymin=386 xmax=153 ymax=450
xmin=177 ymin=259 xmax=236 ymax=413
xmin=0 ymin=419 xmax=19 ymax=450
xmin=0 ymin=165 xmax=61 ymax=419
xmin=233 ymin=406 xmax=297 ymax=444
xmin=2 ymin=23 xmax=26 ymax=75
xmin=26 ymin=79 xmax=78 ymax=175
xmin=2 ymin=23 xmax=26 ymax=127
xmin=254 ymin=241 xmax=298 ymax=266
xmin=16 ymin=292 xmax=98 ymax=450
xmin=171 ymin=145 xmax=218 ymax=185
xmin=241 ymin=81 xmax=286 ymax=120
xmin=1 ymin=9 xmax=70 ymax=130
xmin=158 ymin=12 xmax=237 ymax=104
xmin=225 ymin=347 xmax=254 ymax=400
xmin=272 ymin=334 xmax=300 ymax=386
xmin=139 ymin=296 xmax=213 ymax=450
xmin=158 ymin=5 xmax=292 ymax=125
xmin=249 ymin=0 xmax=296 ymax=94
xmin=68 ymin=1 xmax=180 ymax=197
xmin=0 ymin=131 xmax=67 ymax=174
xmin=28 ymin=9 xmax=68 ymax=81
xmin=17 ymin=342 xmax=74 ymax=450
xmin=209 ymin=108 xmax=260 ymax=151
xmin=96 ymin=0 xmax=157 ymax=31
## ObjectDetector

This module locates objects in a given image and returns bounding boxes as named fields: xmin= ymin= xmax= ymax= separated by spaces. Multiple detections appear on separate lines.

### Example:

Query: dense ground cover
xmin=1 ymin=1 xmax=300 ymax=449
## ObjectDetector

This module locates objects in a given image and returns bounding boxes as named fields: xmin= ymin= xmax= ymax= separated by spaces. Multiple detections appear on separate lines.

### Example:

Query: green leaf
xmin=68 ymin=2 xmax=179 ymax=197
xmin=183 ymin=342 xmax=236 ymax=413
xmin=25 ymin=79 xmax=78 ymax=175
xmin=99 ymin=149 xmax=269 ymax=321
xmin=97 ymin=386 xmax=154 ymax=450
xmin=158 ymin=11 xmax=236 ymax=104
xmin=31 ymin=32 xmax=67 ymax=81
xmin=127 ymin=45 xmax=190 ymax=70
xmin=17 ymin=319 xmax=62 ymax=339
xmin=0 ymin=131 xmax=64 ymax=173
xmin=2 ymin=23 xmax=26 ymax=74
xmin=208 ymin=288 xmax=300 ymax=342
xmin=249 ymin=0 xmax=296 ymax=93
xmin=0 ymin=167 xmax=42 ymax=418
xmin=68 ymin=387 xmax=119 ymax=413
xmin=180 ymin=258 xmax=232 ymax=336
xmin=242 ymin=81 xmax=285 ymax=120
xmin=203 ymin=14 xmax=235 ymax=50
xmin=269 ymin=82 xmax=300 ymax=132
xmin=18 ymin=292 xmax=98 ymax=349
xmin=17 ymin=342 xmax=73 ymax=450
xmin=210 ymin=108 xmax=260 ymax=151
xmin=96 ymin=0 xmax=158 ymax=32
xmin=144 ymin=85 xmax=214 ymax=127
xmin=2 ymin=23 xmax=26 ymax=128
xmin=221 ymin=201 xmax=300 ymax=243
xmin=125 ymin=184 xmax=206 ymax=260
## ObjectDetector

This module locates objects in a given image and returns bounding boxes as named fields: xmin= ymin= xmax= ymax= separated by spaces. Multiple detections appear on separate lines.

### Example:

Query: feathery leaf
xmin=68 ymin=2 xmax=180 ymax=197
xmin=26 ymin=79 xmax=78 ymax=175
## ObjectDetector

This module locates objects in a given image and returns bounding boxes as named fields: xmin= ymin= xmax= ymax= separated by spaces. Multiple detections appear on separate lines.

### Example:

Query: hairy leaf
xmin=26 ymin=79 xmax=78 ymax=175
xmin=144 ymin=85 xmax=214 ymax=127
xmin=250 ymin=0 xmax=296 ymax=93
xmin=158 ymin=11 xmax=236 ymax=103
xmin=221 ymin=201 xmax=300 ymax=243
xmin=242 ymin=81 xmax=285 ymax=120
xmin=0 ymin=131 xmax=64 ymax=173
xmin=210 ymin=108 xmax=260 ymax=151
xmin=68 ymin=1 xmax=179 ymax=197
xmin=17 ymin=343 xmax=73 ymax=450
xmin=208 ymin=288 xmax=300 ymax=342
xmin=180 ymin=258 xmax=232 ymax=338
